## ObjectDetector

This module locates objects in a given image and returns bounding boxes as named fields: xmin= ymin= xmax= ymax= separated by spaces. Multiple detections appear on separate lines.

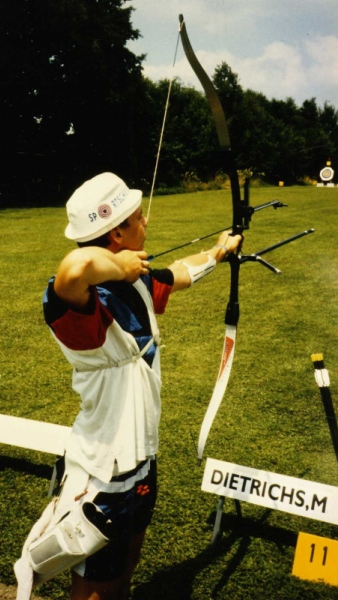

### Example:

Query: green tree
xmin=0 ymin=0 xmax=144 ymax=205
xmin=141 ymin=79 xmax=217 ymax=188
xmin=212 ymin=61 xmax=244 ymax=162
xmin=231 ymin=89 xmax=282 ymax=180
xmin=318 ymin=103 xmax=338 ymax=176
xmin=212 ymin=62 xmax=244 ymax=121
xmin=298 ymin=99 xmax=334 ymax=178
xmin=212 ymin=64 xmax=338 ymax=183
xmin=268 ymin=98 xmax=307 ymax=183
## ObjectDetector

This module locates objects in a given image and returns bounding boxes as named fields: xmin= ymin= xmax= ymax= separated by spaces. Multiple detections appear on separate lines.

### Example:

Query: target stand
xmin=317 ymin=161 xmax=335 ymax=187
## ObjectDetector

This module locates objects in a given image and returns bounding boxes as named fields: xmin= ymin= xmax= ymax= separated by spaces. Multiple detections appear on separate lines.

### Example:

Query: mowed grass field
xmin=0 ymin=184 xmax=338 ymax=599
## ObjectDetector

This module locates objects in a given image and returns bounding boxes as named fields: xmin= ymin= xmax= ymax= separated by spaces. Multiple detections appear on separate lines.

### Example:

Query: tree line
xmin=1 ymin=0 xmax=337 ymax=208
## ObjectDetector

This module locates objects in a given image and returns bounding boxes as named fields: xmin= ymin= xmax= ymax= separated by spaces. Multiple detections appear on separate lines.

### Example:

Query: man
xmin=21 ymin=172 xmax=242 ymax=600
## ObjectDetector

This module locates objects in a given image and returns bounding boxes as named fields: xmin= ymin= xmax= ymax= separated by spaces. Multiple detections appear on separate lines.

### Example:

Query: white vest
xmin=51 ymin=280 xmax=162 ymax=483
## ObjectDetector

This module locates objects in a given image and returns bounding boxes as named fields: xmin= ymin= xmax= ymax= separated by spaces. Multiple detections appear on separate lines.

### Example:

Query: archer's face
xmin=118 ymin=207 xmax=148 ymax=251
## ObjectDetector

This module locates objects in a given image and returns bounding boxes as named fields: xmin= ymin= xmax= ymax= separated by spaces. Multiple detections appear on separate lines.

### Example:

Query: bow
xmin=178 ymin=14 xmax=248 ymax=463
xmin=178 ymin=15 xmax=315 ymax=465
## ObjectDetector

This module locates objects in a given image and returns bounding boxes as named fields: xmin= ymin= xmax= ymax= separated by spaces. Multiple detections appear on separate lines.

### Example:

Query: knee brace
xmin=28 ymin=502 xmax=111 ymax=586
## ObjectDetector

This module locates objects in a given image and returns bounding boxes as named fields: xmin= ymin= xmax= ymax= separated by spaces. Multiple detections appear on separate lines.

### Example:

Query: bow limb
xmin=178 ymin=15 xmax=230 ymax=150
xmin=178 ymin=15 xmax=246 ymax=233
xmin=179 ymin=14 xmax=246 ymax=463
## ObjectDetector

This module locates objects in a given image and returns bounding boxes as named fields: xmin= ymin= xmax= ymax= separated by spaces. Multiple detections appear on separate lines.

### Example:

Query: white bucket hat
xmin=65 ymin=173 xmax=142 ymax=242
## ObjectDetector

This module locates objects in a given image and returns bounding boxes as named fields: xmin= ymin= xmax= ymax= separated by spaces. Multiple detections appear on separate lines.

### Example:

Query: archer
xmin=15 ymin=171 xmax=241 ymax=600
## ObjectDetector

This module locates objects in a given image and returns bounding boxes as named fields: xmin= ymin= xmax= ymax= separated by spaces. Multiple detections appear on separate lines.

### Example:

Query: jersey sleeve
xmin=149 ymin=268 xmax=174 ymax=314
xmin=43 ymin=279 xmax=113 ymax=351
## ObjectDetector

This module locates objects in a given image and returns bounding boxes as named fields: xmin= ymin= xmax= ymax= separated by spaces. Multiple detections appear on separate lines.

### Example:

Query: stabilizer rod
xmin=240 ymin=228 xmax=315 ymax=273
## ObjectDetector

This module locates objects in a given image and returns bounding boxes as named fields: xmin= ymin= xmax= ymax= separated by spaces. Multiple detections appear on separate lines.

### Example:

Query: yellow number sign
xmin=292 ymin=532 xmax=338 ymax=586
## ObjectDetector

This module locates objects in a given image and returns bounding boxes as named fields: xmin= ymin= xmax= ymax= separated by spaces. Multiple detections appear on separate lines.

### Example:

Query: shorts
xmin=73 ymin=457 xmax=157 ymax=582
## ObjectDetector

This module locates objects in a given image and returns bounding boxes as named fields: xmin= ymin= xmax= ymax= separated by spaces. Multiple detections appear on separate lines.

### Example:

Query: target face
xmin=320 ymin=167 xmax=334 ymax=182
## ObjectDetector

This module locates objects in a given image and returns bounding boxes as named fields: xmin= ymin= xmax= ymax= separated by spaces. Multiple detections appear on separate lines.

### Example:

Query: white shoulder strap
xmin=133 ymin=279 xmax=161 ymax=345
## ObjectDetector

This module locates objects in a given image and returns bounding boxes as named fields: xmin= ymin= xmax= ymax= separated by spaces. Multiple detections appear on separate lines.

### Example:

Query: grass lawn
xmin=0 ymin=184 xmax=338 ymax=598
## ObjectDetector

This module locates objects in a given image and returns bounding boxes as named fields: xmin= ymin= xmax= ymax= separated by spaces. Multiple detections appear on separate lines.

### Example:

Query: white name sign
xmin=202 ymin=458 xmax=338 ymax=526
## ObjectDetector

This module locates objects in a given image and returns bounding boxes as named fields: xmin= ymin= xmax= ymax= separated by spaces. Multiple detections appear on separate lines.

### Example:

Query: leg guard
xmin=28 ymin=502 xmax=111 ymax=586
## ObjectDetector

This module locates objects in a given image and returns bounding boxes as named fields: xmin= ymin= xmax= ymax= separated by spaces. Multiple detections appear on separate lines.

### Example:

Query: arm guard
xmin=183 ymin=253 xmax=216 ymax=285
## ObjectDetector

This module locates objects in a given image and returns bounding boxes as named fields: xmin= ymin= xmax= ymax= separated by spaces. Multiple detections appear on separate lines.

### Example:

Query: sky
xmin=125 ymin=0 xmax=338 ymax=109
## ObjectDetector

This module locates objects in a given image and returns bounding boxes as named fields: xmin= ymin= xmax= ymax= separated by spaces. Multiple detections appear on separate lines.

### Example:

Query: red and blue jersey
xmin=42 ymin=269 xmax=174 ymax=480
xmin=43 ymin=268 xmax=173 ymax=367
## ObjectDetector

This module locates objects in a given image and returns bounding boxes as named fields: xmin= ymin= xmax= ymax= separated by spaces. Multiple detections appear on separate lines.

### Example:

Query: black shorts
xmin=73 ymin=458 xmax=157 ymax=582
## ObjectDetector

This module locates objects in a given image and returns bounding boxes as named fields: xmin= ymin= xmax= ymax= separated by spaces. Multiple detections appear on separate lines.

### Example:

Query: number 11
xmin=310 ymin=543 xmax=328 ymax=566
